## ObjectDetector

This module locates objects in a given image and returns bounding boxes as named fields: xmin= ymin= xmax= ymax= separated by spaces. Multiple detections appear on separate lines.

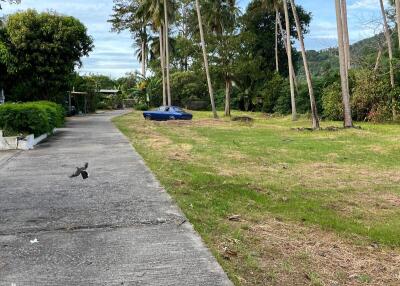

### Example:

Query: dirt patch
xmin=146 ymin=135 xmax=172 ymax=149
xmin=160 ymin=119 xmax=228 ymax=128
xmin=369 ymin=145 xmax=388 ymax=154
xmin=295 ymin=163 xmax=400 ymax=190
xmin=242 ymin=218 xmax=400 ymax=286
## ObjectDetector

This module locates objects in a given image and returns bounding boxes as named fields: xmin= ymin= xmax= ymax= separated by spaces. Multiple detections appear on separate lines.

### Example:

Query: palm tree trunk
xmin=142 ymin=37 xmax=150 ymax=104
xmin=225 ymin=75 xmax=231 ymax=117
xmin=159 ymin=26 xmax=167 ymax=106
xmin=379 ymin=0 xmax=396 ymax=119
xmin=195 ymin=0 xmax=218 ymax=119
xmin=275 ymin=9 xmax=279 ymax=73
xmin=396 ymin=0 xmax=400 ymax=48
xmin=341 ymin=0 xmax=351 ymax=70
xmin=374 ymin=46 xmax=382 ymax=73
xmin=141 ymin=40 xmax=146 ymax=77
xmin=282 ymin=0 xmax=297 ymax=121
xmin=290 ymin=0 xmax=319 ymax=129
xmin=335 ymin=0 xmax=352 ymax=127
xmin=276 ymin=8 xmax=299 ymax=94
xmin=379 ymin=0 xmax=395 ymax=88
xmin=164 ymin=0 xmax=172 ymax=106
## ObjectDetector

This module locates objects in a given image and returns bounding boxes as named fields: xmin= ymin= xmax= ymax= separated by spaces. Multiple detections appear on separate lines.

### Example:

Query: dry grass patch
xmin=244 ymin=218 xmax=400 ymax=286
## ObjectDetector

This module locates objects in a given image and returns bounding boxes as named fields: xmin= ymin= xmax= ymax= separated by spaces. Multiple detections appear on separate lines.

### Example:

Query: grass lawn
xmin=113 ymin=111 xmax=400 ymax=286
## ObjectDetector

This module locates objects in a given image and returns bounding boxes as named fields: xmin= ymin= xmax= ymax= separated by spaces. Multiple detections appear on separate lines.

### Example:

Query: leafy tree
xmin=1 ymin=10 xmax=93 ymax=103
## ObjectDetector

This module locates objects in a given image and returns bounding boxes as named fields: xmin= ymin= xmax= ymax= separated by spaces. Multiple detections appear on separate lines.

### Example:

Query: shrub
xmin=170 ymin=71 xmax=207 ymax=107
xmin=367 ymin=104 xmax=393 ymax=122
xmin=134 ymin=103 xmax=149 ymax=111
xmin=0 ymin=101 xmax=64 ymax=136
xmin=259 ymin=73 xmax=290 ymax=114
xmin=351 ymin=70 xmax=391 ymax=121
xmin=97 ymin=101 xmax=112 ymax=110
xmin=321 ymin=82 xmax=343 ymax=120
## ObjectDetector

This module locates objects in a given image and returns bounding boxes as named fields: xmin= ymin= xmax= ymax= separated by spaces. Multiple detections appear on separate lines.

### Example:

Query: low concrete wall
xmin=0 ymin=130 xmax=51 ymax=151
xmin=0 ymin=135 xmax=18 ymax=150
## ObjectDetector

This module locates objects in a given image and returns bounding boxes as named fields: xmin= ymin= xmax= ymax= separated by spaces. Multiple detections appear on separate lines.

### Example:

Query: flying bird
xmin=69 ymin=162 xmax=89 ymax=179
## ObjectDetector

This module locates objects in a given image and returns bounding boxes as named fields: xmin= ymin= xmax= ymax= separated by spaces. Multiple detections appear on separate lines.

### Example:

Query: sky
xmin=1 ymin=0 xmax=386 ymax=78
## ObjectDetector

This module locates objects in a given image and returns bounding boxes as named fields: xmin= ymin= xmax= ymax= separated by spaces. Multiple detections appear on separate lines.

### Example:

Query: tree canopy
xmin=0 ymin=9 xmax=93 ymax=102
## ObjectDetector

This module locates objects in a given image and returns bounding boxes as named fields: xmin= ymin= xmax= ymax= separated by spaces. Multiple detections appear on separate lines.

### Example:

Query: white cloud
xmin=349 ymin=0 xmax=390 ymax=10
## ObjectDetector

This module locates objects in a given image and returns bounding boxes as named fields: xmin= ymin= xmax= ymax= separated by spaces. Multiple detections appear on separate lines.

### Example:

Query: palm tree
xmin=282 ymin=0 xmax=297 ymax=121
xmin=335 ymin=0 xmax=352 ymax=127
xmin=195 ymin=0 xmax=218 ymax=119
xmin=262 ymin=0 xmax=281 ymax=73
xmin=396 ymin=0 xmax=400 ymax=49
xmin=133 ymin=33 xmax=149 ymax=78
xmin=341 ymin=0 xmax=350 ymax=70
xmin=276 ymin=9 xmax=299 ymax=93
xmin=109 ymin=0 xmax=149 ymax=78
xmin=163 ymin=0 xmax=172 ymax=106
xmin=388 ymin=0 xmax=400 ymax=48
xmin=137 ymin=0 xmax=171 ymax=106
xmin=379 ymin=0 xmax=396 ymax=119
xmin=159 ymin=25 xmax=167 ymax=105
xmin=275 ymin=9 xmax=279 ymax=73
xmin=202 ymin=0 xmax=239 ymax=117
xmin=289 ymin=0 xmax=319 ymax=129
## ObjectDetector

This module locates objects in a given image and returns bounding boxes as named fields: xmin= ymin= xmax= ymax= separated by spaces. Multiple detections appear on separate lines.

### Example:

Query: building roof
xmin=99 ymin=89 xmax=120 ymax=94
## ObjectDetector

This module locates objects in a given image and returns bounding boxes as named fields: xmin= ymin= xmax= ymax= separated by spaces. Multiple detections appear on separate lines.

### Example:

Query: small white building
xmin=0 ymin=89 xmax=5 ymax=104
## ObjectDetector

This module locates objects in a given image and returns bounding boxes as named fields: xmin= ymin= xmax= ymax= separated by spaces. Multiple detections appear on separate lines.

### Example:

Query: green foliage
xmin=134 ymin=103 xmax=149 ymax=111
xmin=260 ymin=73 xmax=290 ymax=113
xmin=1 ymin=9 xmax=93 ymax=103
xmin=170 ymin=71 xmax=207 ymax=106
xmin=321 ymin=82 xmax=343 ymax=120
xmin=96 ymin=101 xmax=112 ymax=110
xmin=351 ymin=69 xmax=391 ymax=121
xmin=0 ymin=101 xmax=64 ymax=136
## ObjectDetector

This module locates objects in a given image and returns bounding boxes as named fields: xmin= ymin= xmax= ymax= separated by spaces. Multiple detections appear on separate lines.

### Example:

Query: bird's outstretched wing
xmin=69 ymin=168 xmax=81 ymax=178
xmin=83 ymin=162 xmax=89 ymax=170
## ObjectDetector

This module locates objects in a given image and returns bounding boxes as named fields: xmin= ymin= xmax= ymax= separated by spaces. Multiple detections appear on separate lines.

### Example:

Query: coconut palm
xmin=289 ymin=0 xmax=319 ymax=129
xmin=379 ymin=0 xmax=396 ymax=119
xmin=261 ymin=0 xmax=281 ymax=72
xmin=275 ymin=9 xmax=299 ymax=93
xmin=202 ymin=0 xmax=239 ymax=117
xmin=388 ymin=0 xmax=400 ymax=48
xmin=335 ymin=0 xmax=352 ymax=127
xmin=396 ymin=0 xmax=400 ymax=48
xmin=275 ymin=9 xmax=279 ymax=72
xmin=109 ymin=0 xmax=149 ymax=78
xmin=195 ymin=0 xmax=218 ymax=119
xmin=163 ymin=0 xmax=172 ymax=106
xmin=137 ymin=0 xmax=175 ymax=106
xmin=264 ymin=0 xmax=300 ymax=94
xmin=282 ymin=0 xmax=297 ymax=121
xmin=341 ymin=0 xmax=350 ymax=70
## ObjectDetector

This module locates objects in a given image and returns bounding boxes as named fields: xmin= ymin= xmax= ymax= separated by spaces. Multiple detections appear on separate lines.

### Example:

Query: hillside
xmin=298 ymin=33 xmax=386 ymax=77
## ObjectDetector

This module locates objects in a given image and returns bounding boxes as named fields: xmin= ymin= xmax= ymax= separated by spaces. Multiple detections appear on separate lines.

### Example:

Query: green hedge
xmin=0 ymin=101 xmax=65 ymax=136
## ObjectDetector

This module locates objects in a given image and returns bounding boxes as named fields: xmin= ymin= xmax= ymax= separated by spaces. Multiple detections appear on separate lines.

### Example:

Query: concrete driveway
xmin=0 ymin=111 xmax=232 ymax=286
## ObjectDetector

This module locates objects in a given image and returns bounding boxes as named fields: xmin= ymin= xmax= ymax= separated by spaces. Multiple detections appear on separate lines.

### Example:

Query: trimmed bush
xmin=0 ymin=101 xmax=65 ymax=136
xmin=134 ymin=103 xmax=149 ymax=111
xmin=321 ymin=82 xmax=343 ymax=120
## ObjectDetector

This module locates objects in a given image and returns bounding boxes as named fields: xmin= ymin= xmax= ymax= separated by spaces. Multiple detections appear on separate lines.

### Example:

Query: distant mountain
xmin=297 ymin=33 xmax=386 ymax=78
